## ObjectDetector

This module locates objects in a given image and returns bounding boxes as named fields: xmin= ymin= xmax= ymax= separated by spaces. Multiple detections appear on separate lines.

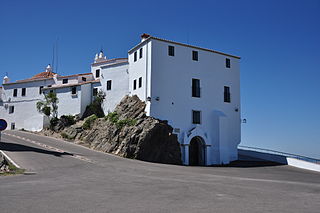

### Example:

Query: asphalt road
xmin=0 ymin=130 xmax=319 ymax=213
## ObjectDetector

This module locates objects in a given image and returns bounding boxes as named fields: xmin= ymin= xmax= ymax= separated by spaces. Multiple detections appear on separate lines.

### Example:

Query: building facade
xmin=0 ymin=34 xmax=241 ymax=165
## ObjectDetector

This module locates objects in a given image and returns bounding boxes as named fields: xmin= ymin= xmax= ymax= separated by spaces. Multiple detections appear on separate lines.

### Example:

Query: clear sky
xmin=1 ymin=0 xmax=319 ymax=158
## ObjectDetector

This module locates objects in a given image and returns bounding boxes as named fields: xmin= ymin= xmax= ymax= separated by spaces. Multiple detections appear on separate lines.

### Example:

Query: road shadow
xmin=0 ymin=141 xmax=74 ymax=157
xmin=210 ymin=160 xmax=284 ymax=168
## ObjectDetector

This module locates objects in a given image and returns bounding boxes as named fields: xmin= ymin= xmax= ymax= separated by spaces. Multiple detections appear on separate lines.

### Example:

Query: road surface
xmin=0 ymin=130 xmax=319 ymax=213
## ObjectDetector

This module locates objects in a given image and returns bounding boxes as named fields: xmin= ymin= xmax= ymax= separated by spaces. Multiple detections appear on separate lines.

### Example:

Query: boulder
xmin=56 ymin=95 xmax=182 ymax=165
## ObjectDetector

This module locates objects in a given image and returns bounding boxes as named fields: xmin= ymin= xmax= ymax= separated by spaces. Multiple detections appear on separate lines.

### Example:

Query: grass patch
xmin=0 ymin=161 xmax=25 ymax=176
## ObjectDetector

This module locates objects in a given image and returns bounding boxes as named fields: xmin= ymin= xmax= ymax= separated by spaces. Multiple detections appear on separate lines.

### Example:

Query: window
xmin=22 ymin=88 xmax=26 ymax=96
xmin=139 ymin=77 xmax=142 ymax=88
xmin=50 ymin=90 xmax=54 ymax=93
xmin=9 ymin=106 xmax=14 ymax=114
xmin=134 ymin=51 xmax=137 ymax=62
xmin=226 ymin=58 xmax=231 ymax=68
xmin=82 ymin=77 xmax=87 ymax=82
xmin=47 ymin=85 xmax=52 ymax=87
xmin=133 ymin=79 xmax=137 ymax=90
xmin=107 ymin=80 xmax=112 ymax=90
xmin=168 ymin=45 xmax=175 ymax=56
xmin=192 ymin=110 xmax=201 ymax=124
xmin=192 ymin=51 xmax=198 ymax=61
xmin=39 ymin=86 xmax=43 ymax=94
xmin=93 ymin=88 xmax=98 ymax=96
xmin=139 ymin=48 xmax=143 ymax=59
xmin=224 ymin=86 xmax=231 ymax=103
xmin=192 ymin=78 xmax=200 ymax=98
xmin=13 ymin=89 xmax=17 ymax=97
xmin=62 ymin=79 xmax=68 ymax=84
xmin=71 ymin=86 xmax=77 ymax=95
xmin=96 ymin=69 xmax=100 ymax=78
xmin=11 ymin=123 xmax=15 ymax=130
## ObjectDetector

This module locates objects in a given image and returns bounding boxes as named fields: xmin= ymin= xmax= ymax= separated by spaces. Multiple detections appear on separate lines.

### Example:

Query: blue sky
xmin=1 ymin=0 xmax=319 ymax=158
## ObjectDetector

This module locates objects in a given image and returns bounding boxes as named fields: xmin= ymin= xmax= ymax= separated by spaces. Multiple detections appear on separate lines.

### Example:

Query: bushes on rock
xmin=82 ymin=91 xmax=105 ymax=119
xmin=105 ymin=112 xmax=136 ymax=129
xmin=82 ymin=115 xmax=98 ymax=130
xmin=60 ymin=115 xmax=76 ymax=126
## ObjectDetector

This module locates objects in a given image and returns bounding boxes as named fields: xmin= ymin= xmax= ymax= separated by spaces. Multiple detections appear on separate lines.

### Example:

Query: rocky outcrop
xmin=59 ymin=95 xmax=182 ymax=165
xmin=0 ymin=153 xmax=10 ymax=172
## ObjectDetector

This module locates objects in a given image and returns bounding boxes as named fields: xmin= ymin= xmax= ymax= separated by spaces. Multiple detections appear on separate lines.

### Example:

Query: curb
xmin=0 ymin=150 xmax=21 ymax=169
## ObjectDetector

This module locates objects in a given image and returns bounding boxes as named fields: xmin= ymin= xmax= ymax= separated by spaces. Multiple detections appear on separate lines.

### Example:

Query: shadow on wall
xmin=0 ymin=141 xmax=74 ymax=157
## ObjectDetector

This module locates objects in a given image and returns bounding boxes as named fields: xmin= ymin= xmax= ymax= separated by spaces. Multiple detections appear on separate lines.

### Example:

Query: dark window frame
xmin=96 ymin=69 xmax=100 ymax=78
xmin=192 ymin=78 xmax=201 ymax=98
xmin=133 ymin=79 xmax=137 ymax=90
xmin=93 ymin=88 xmax=98 ymax=96
xmin=192 ymin=51 xmax=198 ymax=61
xmin=71 ymin=86 xmax=77 ymax=95
xmin=134 ymin=51 xmax=137 ymax=62
xmin=13 ymin=89 xmax=17 ymax=97
xmin=192 ymin=110 xmax=201 ymax=124
xmin=168 ymin=45 xmax=175 ymax=56
xmin=39 ymin=86 xmax=43 ymax=94
xmin=106 ymin=80 xmax=112 ymax=90
xmin=224 ymin=86 xmax=231 ymax=103
xmin=226 ymin=58 xmax=231 ymax=68
xmin=21 ymin=88 xmax=26 ymax=96
xmin=138 ymin=77 xmax=142 ymax=88
xmin=139 ymin=48 xmax=143 ymax=59
xmin=9 ymin=106 xmax=14 ymax=114
xmin=62 ymin=79 xmax=68 ymax=84
xmin=82 ymin=77 xmax=87 ymax=82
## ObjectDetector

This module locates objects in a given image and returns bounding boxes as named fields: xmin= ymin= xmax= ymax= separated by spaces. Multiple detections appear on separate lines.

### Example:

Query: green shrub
xmin=105 ymin=112 xmax=137 ymax=129
xmin=50 ymin=117 xmax=59 ymax=129
xmin=61 ymin=132 xmax=68 ymax=139
xmin=60 ymin=115 xmax=76 ymax=126
xmin=82 ymin=115 xmax=98 ymax=130
xmin=105 ymin=112 xmax=119 ymax=123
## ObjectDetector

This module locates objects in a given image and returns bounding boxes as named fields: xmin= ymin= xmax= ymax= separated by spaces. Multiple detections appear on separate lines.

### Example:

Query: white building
xmin=0 ymin=34 xmax=241 ymax=165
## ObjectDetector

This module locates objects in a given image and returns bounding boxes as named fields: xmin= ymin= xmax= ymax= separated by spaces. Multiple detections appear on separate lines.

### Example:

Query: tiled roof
xmin=42 ymin=79 xmax=100 ymax=90
xmin=57 ymin=73 xmax=92 ymax=78
xmin=31 ymin=71 xmax=56 ymax=79
xmin=92 ymin=58 xmax=128 ymax=66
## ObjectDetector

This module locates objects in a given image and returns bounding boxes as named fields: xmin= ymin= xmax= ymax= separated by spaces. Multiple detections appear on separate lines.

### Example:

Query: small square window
xmin=138 ymin=77 xmax=142 ymax=88
xmin=71 ymin=86 xmax=77 ymax=95
xmin=139 ymin=48 xmax=143 ymax=59
xmin=192 ymin=110 xmax=201 ymax=124
xmin=62 ymin=79 xmax=68 ymax=84
xmin=13 ymin=89 xmax=17 ymax=97
xmin=11 ymin=122 xmax=15 ymax=130
xmin=93 ymin=88 xmax=98 ymax=96
xmin=82 ymin=77 xmax=86 ymax=82
xmin=39 ymin=86 xmax=43 ymax=94
xmin=134 ymin=51 xmax=137 ymax=62
xmin=22 ymin=88 xmax=26 ymax=96
xmin=192 ymin=51 xmax=198 ymax=61
xmin=226 ymin=58 xmax=231 ymax=68
xmin=96 ymin=69 xmax=100 ymax=78
xmin=9 ymin=106 xmax=14 ymax=114
xmin=133 ymin=79 xmax=137 ymax=90
xmin=168 ymin=45 xmax=175 ymax=56
xmin=107 ymin=80 xmax=112 ymax=90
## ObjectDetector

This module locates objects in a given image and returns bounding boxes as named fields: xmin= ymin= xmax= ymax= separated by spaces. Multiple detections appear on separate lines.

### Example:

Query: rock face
xmin=0 ymin=153 xmax=9 ymax=172
xmin=62 ymin=95 xmax=182 ymax=165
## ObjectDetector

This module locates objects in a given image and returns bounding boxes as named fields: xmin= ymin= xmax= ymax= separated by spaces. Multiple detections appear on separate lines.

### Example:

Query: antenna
xmin=56 ymin=37 xmax=59 ymax=74
xmin=52 ymin=43 xmax=55 ymax=72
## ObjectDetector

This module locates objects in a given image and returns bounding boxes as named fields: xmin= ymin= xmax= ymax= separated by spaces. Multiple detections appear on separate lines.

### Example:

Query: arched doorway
xmin=189 ymin=136 xmax=205 ymax=166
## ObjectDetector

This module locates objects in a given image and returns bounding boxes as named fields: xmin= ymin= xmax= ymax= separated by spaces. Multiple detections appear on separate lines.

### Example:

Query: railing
xmin=239 ymin=145 xmax=320 ymax=164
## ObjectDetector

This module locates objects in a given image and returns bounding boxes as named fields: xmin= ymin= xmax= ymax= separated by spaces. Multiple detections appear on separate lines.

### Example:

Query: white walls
xmin=147 ymin=39 xmax=241 ymax=165
xmin=100 ymin=63 xmax=129 ymax=114
xmin=0 ymin=79 xmax=55 ymax=131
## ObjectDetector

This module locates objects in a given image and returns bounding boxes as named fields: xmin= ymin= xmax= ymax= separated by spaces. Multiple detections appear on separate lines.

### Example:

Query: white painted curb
xmin=0 ymin=150 xmax=21 ymax=169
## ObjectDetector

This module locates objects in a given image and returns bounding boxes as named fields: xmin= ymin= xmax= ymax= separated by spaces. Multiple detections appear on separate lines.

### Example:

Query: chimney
xmin=141 ymin=33 xmax=151 ymax=42
xmin=3 ymin=75 xmax=10 ymax=84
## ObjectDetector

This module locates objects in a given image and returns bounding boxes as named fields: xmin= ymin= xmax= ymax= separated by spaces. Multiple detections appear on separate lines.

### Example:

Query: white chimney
xmin=46 ymin=64 xmax=52 ymax=72
xmin=3 ymin=75 xmax=10 ymax=84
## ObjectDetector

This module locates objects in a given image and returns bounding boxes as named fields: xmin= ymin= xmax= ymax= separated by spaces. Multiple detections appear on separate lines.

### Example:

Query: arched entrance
xmin=189 ymin=136 xmax=205 ymax=166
